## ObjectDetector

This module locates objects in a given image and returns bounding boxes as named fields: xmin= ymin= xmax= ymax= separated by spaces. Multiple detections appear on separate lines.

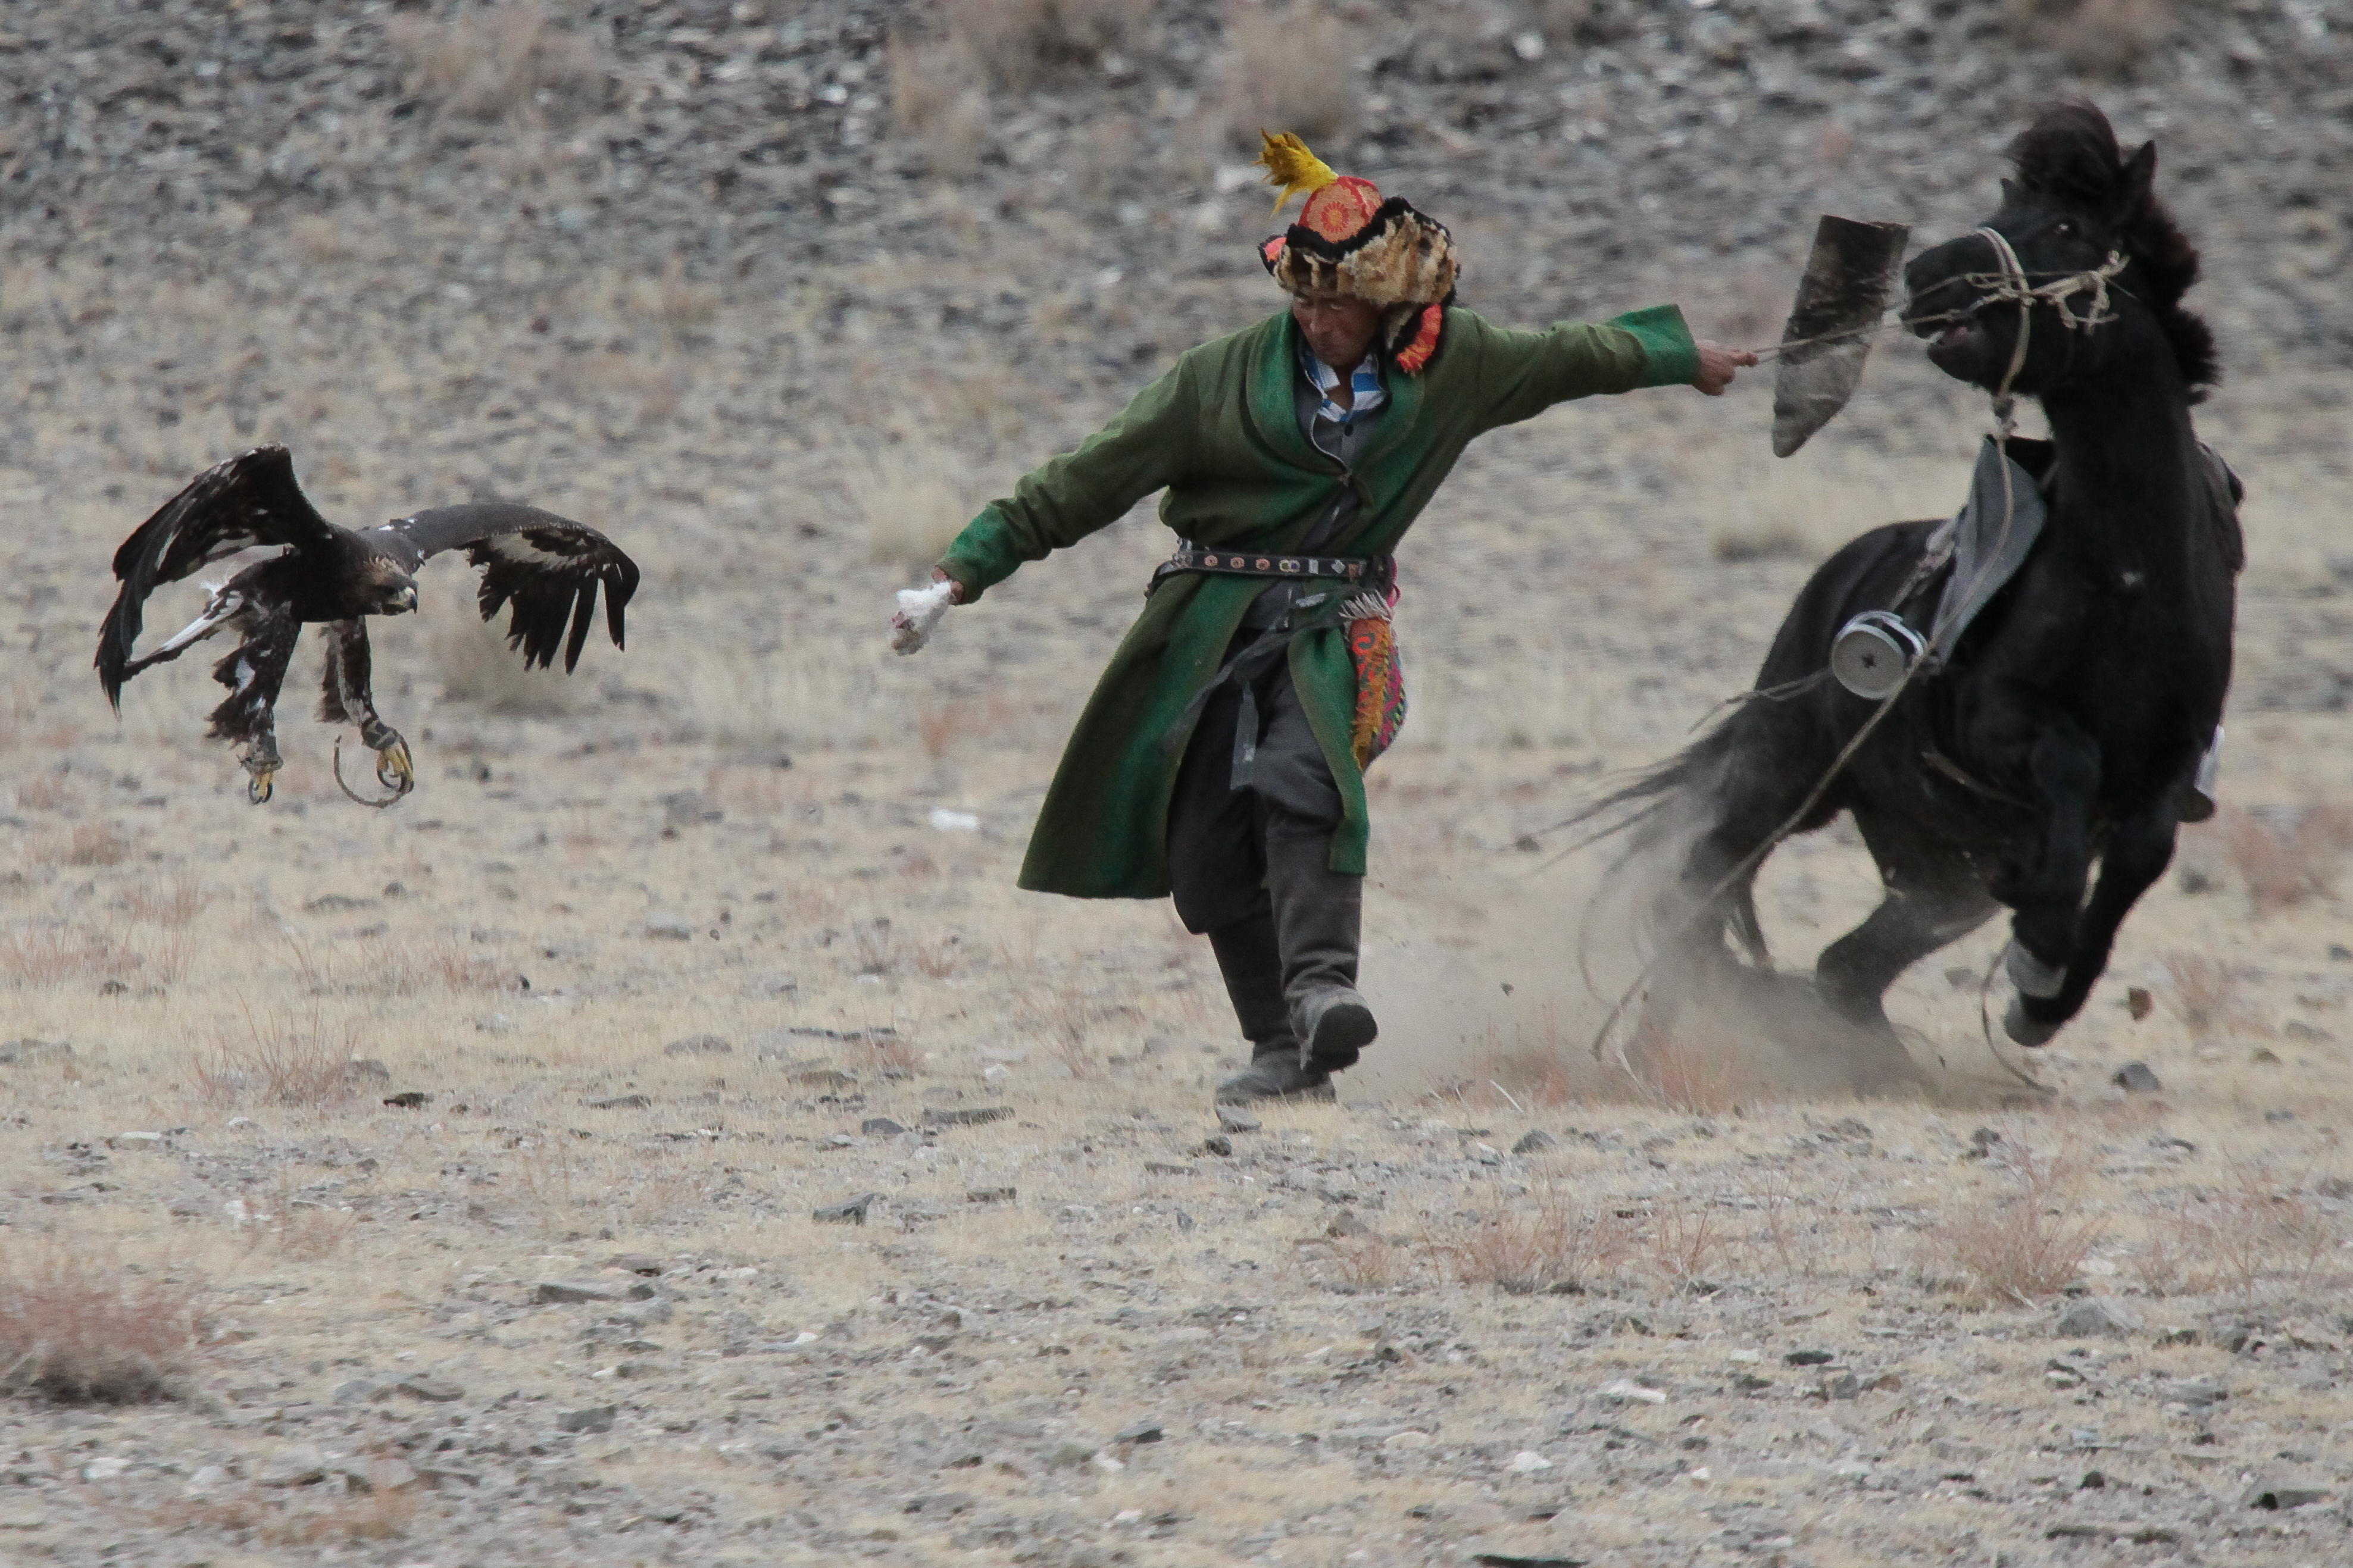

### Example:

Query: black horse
xmin=1588 ymin=102 xmax=2238 ymax=1089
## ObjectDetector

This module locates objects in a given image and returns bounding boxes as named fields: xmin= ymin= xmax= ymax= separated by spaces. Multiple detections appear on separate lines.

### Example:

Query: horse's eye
xmin=2054 ymin=220 xmax=2077 ymax=239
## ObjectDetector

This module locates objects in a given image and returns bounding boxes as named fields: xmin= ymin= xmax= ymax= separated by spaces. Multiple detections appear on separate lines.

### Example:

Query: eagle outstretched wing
xmin=97 ymin=445 xmax=338 ymax=707
xmin=370 ymin=504 xmax=639 ymax=673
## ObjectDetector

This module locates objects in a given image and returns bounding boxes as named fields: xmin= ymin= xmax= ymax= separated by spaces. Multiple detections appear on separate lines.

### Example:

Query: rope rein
xmin=1751 ymin=244 xmax=2126 ymax=359
xmin=1590 ymin=230 xmax=2133 ymax=1089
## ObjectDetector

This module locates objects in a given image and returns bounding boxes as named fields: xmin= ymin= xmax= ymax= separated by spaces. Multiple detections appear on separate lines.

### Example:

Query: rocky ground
xmin=3 ymin=2 xmax=2353 ymax=1565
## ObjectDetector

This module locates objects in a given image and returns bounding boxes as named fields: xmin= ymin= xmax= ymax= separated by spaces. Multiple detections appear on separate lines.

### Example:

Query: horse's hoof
xmin=2004 ymin=994 xmax=2063 ymax=1049
xmin=2003 ymin=940 xmax=2066 ymax=1000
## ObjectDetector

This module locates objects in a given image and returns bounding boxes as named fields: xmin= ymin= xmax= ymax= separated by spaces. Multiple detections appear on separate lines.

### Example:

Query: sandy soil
xmin=5 ymin=10 xmax=2353 ymax=1564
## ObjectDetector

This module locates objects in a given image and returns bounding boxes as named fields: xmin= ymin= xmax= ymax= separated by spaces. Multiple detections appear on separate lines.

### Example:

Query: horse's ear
xmin=1998 ymin=177 xmax=2021 ymax=208
xmin=2115 ymin=140 xmax=2158 ymax=216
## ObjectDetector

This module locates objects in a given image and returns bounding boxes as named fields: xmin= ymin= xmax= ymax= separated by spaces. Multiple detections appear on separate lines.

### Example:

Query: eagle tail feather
xmin=604 ymin=569 xmax=631 ymax=651
xmin=562 ymin=581 xmax=598 ymax=674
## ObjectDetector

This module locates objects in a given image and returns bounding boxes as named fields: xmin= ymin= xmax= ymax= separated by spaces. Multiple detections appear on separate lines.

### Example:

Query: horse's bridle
xmin=1965 ymin=225 xmax=2131 ymax=406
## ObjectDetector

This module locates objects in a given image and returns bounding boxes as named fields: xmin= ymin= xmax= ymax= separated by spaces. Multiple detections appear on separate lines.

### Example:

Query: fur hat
xmin=1254 ymin=132 xmax=1460 ymax=373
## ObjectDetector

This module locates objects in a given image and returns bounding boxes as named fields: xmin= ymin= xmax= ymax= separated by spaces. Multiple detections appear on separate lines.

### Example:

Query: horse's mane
xmin=2008 ymin=101 xmax=2219 ymax=394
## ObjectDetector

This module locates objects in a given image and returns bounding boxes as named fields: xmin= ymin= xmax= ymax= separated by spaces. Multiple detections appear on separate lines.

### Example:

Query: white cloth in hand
xmin=890 ymin=580 xmax=956 ymax=655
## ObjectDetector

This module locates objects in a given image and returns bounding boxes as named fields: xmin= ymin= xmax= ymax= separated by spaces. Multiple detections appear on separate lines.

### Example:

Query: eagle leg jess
xmin=318 ymin=619 xmax=414 ymax=800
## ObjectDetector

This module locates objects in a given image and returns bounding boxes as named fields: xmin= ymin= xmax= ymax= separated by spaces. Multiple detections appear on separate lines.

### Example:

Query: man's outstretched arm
xmin=931 ymin=358 xmax=1199 ymax=605
xmin=1465 ymin=305 xmax=1754 ymax=427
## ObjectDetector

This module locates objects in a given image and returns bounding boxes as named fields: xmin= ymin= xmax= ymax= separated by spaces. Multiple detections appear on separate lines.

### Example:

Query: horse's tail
xmin=1557 ymin=712 xmax=1748 ymax=859
xmin=1558 ymin=715 xmax=1768 ymax=1000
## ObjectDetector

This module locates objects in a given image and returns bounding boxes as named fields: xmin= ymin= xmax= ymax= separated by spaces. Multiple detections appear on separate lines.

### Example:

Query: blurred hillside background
xmin=5 ymin=18 xmax=2353 ymax=1564
xmin=1 ymin=0 xmax=2347 ymax=790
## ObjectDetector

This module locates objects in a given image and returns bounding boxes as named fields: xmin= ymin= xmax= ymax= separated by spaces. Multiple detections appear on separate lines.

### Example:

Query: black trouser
xmin=1166 ymin=641 xmax=1361 ymax=1063
xmin=1167 ymin=652 xmax=1342 ymax=935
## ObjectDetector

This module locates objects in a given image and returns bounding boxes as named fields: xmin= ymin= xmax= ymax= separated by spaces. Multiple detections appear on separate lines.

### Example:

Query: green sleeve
xmin=1465 ymin=303 xmax=1702 ymax=429
xmin=1607 ymin=303 xmax=1703 ymax=388
xmin=936 ymin=356 xmax=1196 ymax=602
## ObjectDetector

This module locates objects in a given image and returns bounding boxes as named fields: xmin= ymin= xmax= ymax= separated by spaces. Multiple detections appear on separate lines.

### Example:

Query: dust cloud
xmin=1354 ymin=778 xmax=2031 ymax=1110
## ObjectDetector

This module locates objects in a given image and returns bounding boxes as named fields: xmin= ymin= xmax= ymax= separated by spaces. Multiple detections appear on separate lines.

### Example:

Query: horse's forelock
xmin=2008 ymin=101 xmax=2126 ymax=209
xmin=2008 ymin=100 xmax=2218 ymax=393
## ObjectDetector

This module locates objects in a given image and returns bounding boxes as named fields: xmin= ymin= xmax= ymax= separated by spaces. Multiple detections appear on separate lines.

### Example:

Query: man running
xmin=895 ymin=133 xmax=1755 ymax=1103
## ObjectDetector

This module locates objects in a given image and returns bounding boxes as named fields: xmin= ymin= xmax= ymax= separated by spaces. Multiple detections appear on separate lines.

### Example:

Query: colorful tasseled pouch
xmin=1343 ymin=587 xmax=1407 ymax=769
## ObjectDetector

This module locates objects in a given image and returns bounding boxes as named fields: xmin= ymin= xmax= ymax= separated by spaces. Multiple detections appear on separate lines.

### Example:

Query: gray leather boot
xmin=1209 ymin=913 xmax=1335 ymax=1103
xmin=1264 ymin=832 xmax=1377 ymax=1069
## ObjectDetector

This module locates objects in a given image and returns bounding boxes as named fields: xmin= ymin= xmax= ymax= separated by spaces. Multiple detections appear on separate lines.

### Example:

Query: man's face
xmin=1290 ymin=289 xmax=1382 ymax=371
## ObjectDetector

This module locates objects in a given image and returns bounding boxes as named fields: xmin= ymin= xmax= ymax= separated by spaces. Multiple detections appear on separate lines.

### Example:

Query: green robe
xmin=937 ymin=303 xmax=1701 ymax=900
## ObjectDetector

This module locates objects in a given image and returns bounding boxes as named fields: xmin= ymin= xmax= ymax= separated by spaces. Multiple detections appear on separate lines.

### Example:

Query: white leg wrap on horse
xmin=2003 ymin=938 xmax=2066 ymax=999
xmin=2004 ymin=992 xmax=2063 ymax=1048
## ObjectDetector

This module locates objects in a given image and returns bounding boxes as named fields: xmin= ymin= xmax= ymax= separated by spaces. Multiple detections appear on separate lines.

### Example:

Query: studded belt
xmin=1148 ymin=541 xmax=1389 ymax=595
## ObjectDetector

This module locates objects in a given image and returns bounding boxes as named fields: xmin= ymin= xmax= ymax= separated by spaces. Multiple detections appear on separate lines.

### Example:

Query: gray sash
xmin=1926 ymin=436 xmax=2047 ymax=659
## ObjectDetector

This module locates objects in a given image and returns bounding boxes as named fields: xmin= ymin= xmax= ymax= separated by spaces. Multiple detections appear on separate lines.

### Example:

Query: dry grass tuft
xmin=1640 ymin=1037 xmax=1739 ymax=1116
xmin=2133 ymin=1166 xmax=2348 ymax=1300
xmin=1321 ymin=1234 xmax=1408 ymax=1290
xmin=1213 ymin=2 xmax=1358 ymax=152
xmin=386 ymin=0 xmax=607 ymax=125
xmin=139 ymin=925 xmax=193 ymax=987
xmin=2220 ymin=803 xmax=2353 ymax=914
xmin=1741 ymin=1168 xmax=1846 ymax=1281
xmin=624 ymin=1162 xmax=709 ymax=1230
xmin=888 ymin=35 xmax=993 ymax=179
xmin=1642 ymin=1197 xmax=1732 ymax=1294
xmin=432 ymin=605 xmax=577 ymax=717
xmin=272 ymin=1204 xmax=362 ymax=1262
xmin=1427 ymin=1185 xmax=1630 ymax=1295
xmin=193 ymin=1017 xmax=372 ymax=1110
xmin=908 ymin=932 xmax=964 ymax=981
xmin=847 ymin=918 xmax=902 ymax=977
xmin=65 ymin=822 xmax=134 ymax=866
xmin=511 ymin=1141 xmax=577 ymax=1230
xmin=889 ymin=0 xmax=1148 ymax=167
xmin=1935 ymin=1144 xmax=2104 ymax=1305
xmin=373 ymin=936 xmax=507 ymax=997
xmin=864 ymin=1031 xmax=928 ymax=1078
xmin=1020 ymin=982 xmax=1115 ymax=1079
xmin=1 ymin=924 xmax=135 ymax=987
xmin=939 ymin=0 xmax=1149 ymax=91
xmin=2127 ymin=1213 xmax=2209 ymax=1300
xmin=124 ymin=874 xmax=210 ymax=927
xmin=282 ymin=929 xmax=507 ymax=998
xmin=2005 ymin=0 xmax=2176 ymax=74
xmin=1476 ymin=1023 xmax=1583 ymax=1109
xmin=846 ymin=445 xmax=972 ymax=573
xmin=15 ymin=773 xmax=70 ymax=812
xmin=155 ymin=1485 xmax=416 ymax=1545
xmin=2161 ymin=951 xmax=2260 ymax=1038
xmin=0 ymin=1252 xmax=204 ymax=1403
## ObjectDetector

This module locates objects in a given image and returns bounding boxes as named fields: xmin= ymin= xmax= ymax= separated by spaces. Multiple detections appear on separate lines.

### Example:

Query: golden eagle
xmin=96 ymin=446 xmax=639 ymax=805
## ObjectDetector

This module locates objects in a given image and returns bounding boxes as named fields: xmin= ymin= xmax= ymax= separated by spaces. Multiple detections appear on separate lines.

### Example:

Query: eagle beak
xmin=396 ymin=585 xmax=419 ymax=614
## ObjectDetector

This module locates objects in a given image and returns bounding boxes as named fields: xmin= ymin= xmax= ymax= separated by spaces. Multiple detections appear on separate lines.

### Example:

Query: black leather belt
xmin=1149 ymin=542 xmax=1389 ymax=595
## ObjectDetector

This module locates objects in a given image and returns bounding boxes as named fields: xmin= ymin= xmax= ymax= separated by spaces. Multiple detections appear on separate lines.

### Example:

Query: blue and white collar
xmin=1298 ymin=341 xmax=1388 ymax=427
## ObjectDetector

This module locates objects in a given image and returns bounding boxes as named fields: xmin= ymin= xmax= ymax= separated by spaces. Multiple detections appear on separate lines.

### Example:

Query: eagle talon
xmin=375 ymin=737 xmax=415 ymax=797
xmin=243 ymin=757 xmax=279 ymax=805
